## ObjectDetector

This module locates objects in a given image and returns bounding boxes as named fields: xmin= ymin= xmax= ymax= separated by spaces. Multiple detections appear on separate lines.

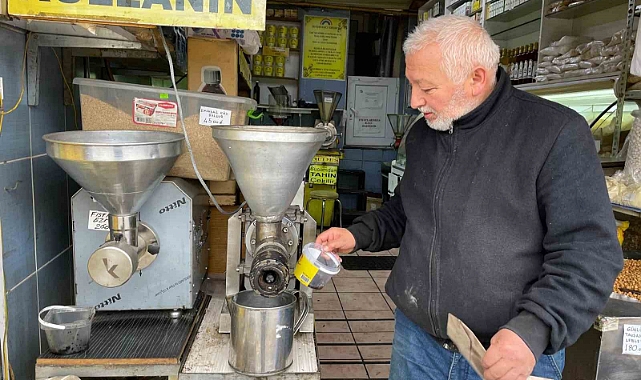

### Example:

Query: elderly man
xmin=317 ymin=15 xmax=623 ymax=380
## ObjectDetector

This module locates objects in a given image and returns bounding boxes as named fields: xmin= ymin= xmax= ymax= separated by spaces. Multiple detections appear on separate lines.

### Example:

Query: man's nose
xmin=410 ymin=88 xmax=425 ymax=110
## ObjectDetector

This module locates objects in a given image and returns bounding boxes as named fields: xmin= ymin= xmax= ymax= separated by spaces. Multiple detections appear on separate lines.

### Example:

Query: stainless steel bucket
xmin=227 ymin=290 xmax=309 ymax=376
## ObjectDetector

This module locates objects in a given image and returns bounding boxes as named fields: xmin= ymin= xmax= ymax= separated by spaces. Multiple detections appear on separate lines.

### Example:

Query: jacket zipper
xmin=427 ymin=126 xmax=456 ymax=337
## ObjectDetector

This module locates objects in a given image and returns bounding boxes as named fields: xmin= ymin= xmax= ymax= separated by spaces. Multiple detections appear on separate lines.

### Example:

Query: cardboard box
xmin=208 ymin=205 xmax=238 ymax=274
xmin=208 ymin=180 xmax=237 ymax=195
xmin=209 ymin=195 xmax=237 ymax=206
xmin=188 ymin=37 xmax=238 ymax=96
xmin=367 ymin=197 xmax=383 ymax=212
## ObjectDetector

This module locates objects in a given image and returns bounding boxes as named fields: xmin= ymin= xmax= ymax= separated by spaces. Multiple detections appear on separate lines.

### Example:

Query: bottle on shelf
xmin=199 ymin=68 xmax=226 ymax=95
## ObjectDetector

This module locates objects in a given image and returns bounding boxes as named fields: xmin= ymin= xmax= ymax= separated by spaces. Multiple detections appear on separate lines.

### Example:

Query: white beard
xmin=419 ymin=89 xmax=480 ymax=132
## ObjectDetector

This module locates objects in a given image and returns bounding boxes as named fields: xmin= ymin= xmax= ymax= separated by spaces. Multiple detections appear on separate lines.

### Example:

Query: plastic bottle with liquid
xmin=199 ymin=68 xmax=226 ymax=95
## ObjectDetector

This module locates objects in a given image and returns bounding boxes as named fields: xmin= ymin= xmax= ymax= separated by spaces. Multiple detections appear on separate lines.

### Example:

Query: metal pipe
xmin=108 ymin=214 xmax=138 ymax=247
xmin=256 ymin=221 xmax=282 ymax=243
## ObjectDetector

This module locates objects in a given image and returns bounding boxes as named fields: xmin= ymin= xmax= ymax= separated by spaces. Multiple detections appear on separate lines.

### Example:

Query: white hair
xmin=403 ymin=16 xmax=500 ymax=84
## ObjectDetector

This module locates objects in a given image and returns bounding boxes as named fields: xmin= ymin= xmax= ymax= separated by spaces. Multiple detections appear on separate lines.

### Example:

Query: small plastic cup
xmin=295 ymin=243 xmax=341 ymax=289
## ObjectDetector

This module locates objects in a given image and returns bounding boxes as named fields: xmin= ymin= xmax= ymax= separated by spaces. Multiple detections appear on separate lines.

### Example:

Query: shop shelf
xmin=515 ymin=72 xmax=620 ymax=95
xmin=486 ymin=0 xmax=541 ymax=23
xmin=613 ymin=204 xmax=641 ymax=218
xmin=546 ymin=0 xmax=628 ymax=19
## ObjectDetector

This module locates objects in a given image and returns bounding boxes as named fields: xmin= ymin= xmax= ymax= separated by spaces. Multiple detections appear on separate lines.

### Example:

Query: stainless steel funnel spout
xmin=211 ymin=125 xmax=326 ymax=222
xmin=314 ymin=90 xmax=342 ymax=125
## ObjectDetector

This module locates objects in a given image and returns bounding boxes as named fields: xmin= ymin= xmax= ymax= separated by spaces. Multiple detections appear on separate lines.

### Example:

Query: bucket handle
xmin=38 ymin=305 xmax=78 ymax=330
xmin=290 ymin=290 xmax=309 ymax=335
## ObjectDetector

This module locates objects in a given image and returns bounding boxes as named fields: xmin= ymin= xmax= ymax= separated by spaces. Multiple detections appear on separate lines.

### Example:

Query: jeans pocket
xmin=546 ymin=352 xmax=564 ymax=380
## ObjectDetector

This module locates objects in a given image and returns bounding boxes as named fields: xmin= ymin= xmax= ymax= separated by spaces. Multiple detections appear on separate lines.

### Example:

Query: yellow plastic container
xmin=295 ymin=243 xmax=341 ymax=289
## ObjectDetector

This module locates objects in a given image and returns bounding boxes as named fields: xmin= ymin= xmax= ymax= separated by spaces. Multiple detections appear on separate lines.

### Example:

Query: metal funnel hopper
xmin=211 ymin=126 xmax=326 ymax=222
xmin=43 ymin=131 xmax=184 ymax=215
xmin=314 ymin=90 xmax=342 ymax=124
xmin=387 ymin=114 xmax=415 ymax=138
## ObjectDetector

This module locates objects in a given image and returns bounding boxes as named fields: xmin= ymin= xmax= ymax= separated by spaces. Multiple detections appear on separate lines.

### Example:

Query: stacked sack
xmin=536 ymin=30 xmax=632 ymax=82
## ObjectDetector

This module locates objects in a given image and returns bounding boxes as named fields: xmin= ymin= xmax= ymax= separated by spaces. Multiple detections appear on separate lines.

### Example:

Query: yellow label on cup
xmin=289 ymin=27 xmax=299 ymax=37
xmin=254 ymin=54 xmax=263 ymax=64
xmin=289 ymin=38 xmax=299 ymax=49
xmin=263 ymin=66 xmax=273 ymax=76
xmin=266 ymin=25 xmax=276 ymax=35
xmin=253 ymin=65 xmax=262 ymax=76
xmin=277 ymin=37 xmax=288 ymax=48
xmin=275 ymin=56 xmax=285 ymax=67
xmin=294 ymin=254 xmax=320 ymax=286
xmin=263 ymin=55 xmax=274 ymax=65
xmin=275 ymin=67 xmax=284 ymax=77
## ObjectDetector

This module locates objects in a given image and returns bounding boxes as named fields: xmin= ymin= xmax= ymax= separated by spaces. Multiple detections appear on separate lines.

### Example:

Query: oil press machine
xmin=43 ymin=130 xmax=209 ymax=312
xmin=211 ymin=125 xmax=327 ymax=334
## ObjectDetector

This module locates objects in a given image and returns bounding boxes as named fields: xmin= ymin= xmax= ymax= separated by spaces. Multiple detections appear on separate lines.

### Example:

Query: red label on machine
xmin=132 ymin=98 xmax=178 ymax=127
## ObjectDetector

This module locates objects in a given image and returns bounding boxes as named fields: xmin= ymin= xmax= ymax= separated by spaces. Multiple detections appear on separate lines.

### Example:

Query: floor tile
xmin=333 ymin=277 xmax=380 ymax=293
xmin=335 ymin=269 xmax=371 ymax=278
xmin=313 ymin=292 xmax=342 ymax=311
xmin=359 ymin=345 xmax=392 ymax=361
xmin=316 ymin=281 xmax=336 ymax=293
xmin=320 ymin=364 xmax=368 ymax=379
xmin=369 ymin=270 xmax=391 ymax=278
xmin=339 ymin=293 xmax=390 ymax=311
xmin=367 ymin=364 xmax=391 ymax=379
xmin=316 ymin=333 xmax=355 ymax=344
xmin=383 ymin=294 xmax=396 ymax=311
xmin=349 ymin=320 xmax=395 ymax=333
xmin=353 ymin=332 xmax=395 ymax=344
xmin=316 ymin=321 xmax=350 ymax=333
xmin=315 ymin=310 xmax=345 ymax=320
xmin=373 ymin=277 xmax=388 ymax=292
xmin=345 ymin=309 xmax=394 ymax=320
xmin=318 ymin=345 xmax=361 ymax=360
xmin=389 ymin=247 xmax=399 ymax=256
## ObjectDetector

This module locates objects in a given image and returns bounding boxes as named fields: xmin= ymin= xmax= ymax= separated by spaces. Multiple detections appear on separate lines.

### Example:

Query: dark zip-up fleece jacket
xmin=347 ymin=68 xmax=623 ymax=360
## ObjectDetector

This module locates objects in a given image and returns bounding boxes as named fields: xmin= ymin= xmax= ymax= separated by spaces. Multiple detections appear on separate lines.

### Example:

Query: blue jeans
xmin=390 ymin=309 xmax=565 ymax=380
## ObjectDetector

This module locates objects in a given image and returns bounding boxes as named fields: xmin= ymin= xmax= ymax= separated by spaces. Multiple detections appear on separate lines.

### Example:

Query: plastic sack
xmin=546 ymin=74 xmax=563 ymax=81
xmin=559 ymin=48 xmax=580 ymax=59
xmin=601 ymin=62 xmax=620 ymax=73
xmin=585 ymin=66 xmax=604 ymax=75
xmin=629 ymin=74 xmax=641 ymax=84
xmin=551 ymin=35 xmax=592 ymax=48
xmin=588 ymin=56 xmax=607 ymax=66
xmin=535 ymin=75 xmax=548 ymax=82
xmin=552 ymin=57 xmax=570 ymax=66
xmin=579 ymin=61 xmax=594 ymax=69
xmin=536 ymin=68 xmax=550 ymax=75
xmin=607 ymin=55 xmax=624 ymax=65
xmin=580 ymin=41 xmax=605 ymax=60
xmin=623 ymin=111 xmax=641 ymax=183
xmin=576 ymin=42 xmax=590 ymax=54
xmin=609 ymin=29 xmax=626 ymax=47
xmin=632 ymin=23 xmax=641 ymax=76
xmin=542 ymin=55 xmax=555 ymax=62
xmin=560 ymin=63 xmax=580 ymax=72
xmin=539 ymin=61 xmax=552 ymax=68
xmin=540 ymin=44 xmax=574 ymax=56
xmin=628 ymin=81 xmax=641 ymax=91
xmin=563 ymin=69 xmax=587 ymax=78
xmin=547 ymin=65 xmax=562 ymax=74
xmin=604 ymin=44 xmax=622 ymax=57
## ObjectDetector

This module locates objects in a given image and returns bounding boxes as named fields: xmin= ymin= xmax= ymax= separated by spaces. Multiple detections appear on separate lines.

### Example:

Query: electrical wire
xmin=51 ymin=48 xmax=79 ymax=130
xmin=0 ymin=33 xmax=32 ymax=137
xmin=158 ymin=28 xmax=245 ymax=215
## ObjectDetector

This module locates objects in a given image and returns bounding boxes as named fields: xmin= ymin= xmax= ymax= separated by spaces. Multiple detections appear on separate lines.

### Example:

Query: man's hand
xmin=316 ymin=228 xmax=357 ymax=254
xmin=482 ymin=329 xmax=536 ymax=380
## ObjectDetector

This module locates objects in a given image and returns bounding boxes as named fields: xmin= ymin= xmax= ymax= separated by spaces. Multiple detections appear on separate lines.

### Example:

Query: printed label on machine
xmin=132 ymin=98 xmax=178 ymax=127
xmin=623 ymin=325 xmax=641 ymax=355
xmin=199 ymin=106 xmax=232 ymax=126
xmin=88 ymin=210 xmax=109 ymax=231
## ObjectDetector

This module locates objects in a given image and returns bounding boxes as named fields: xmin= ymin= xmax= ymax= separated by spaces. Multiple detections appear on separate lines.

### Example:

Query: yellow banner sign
xmin=312 ymin=155 xmax=340 ymax=165
xmin=8 ymin=0 xmax=266 ymax=30
xmin=302 ymin=15 xmax=348 ymax=80
xmin=309 ymin=164 xmax=338 ymax=185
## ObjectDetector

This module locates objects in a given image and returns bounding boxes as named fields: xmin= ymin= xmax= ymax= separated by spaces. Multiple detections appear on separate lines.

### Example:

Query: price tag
xmin=88 ymin=210 xmax=109 ymax=231
xmin=199 ymin=106 xmax=232 ymax=126
xmin=623 ymin=325 xmax=641 ymax=355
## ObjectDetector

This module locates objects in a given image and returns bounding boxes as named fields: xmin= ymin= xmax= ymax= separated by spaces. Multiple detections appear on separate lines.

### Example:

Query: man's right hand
xmin=316 ymin=228 xmax=357 ymax=254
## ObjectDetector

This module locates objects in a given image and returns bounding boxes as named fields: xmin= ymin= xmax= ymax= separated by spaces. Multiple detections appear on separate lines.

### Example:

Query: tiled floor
xmin=315 ymin=249 xmax=398 ymax=379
